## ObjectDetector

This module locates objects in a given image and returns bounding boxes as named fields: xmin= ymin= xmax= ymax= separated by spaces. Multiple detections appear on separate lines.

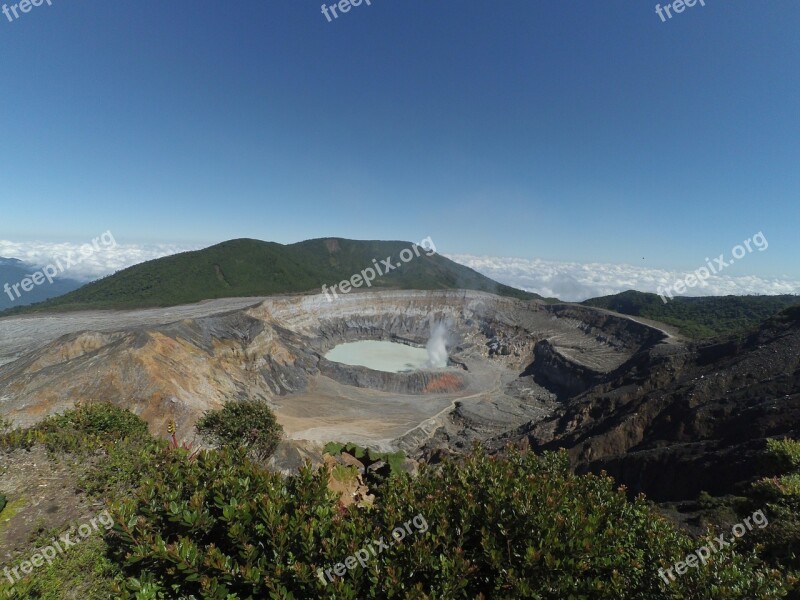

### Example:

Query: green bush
xmin=1 ymin=402 xmax=149 ymax=455
xmin=0 ymin=405 xmax=156 ymax=598
xmin=34 ymin=402 xmax=149 ymax=455
xmin=109 ymin=446 xmax=786 ymax=599
xmin=325 ymin=441 xmax=407 ymax=476
xmin=323 ymin=441 xmax=345 ymax=455
xmin=0 ymin=421 xmax=45 ymax=451
xmin=1 ymin=407 xmax=791 ymax=598
xmin=0 ymin=493 xmax=6 ymax=515
xmin=195 ymin=399 xmax=283 ymax=462
xmin=0 ymin=404 xmax=161 ymax=500
xmin=765 ymin=438 xmax=800 ymax=472
xmin=744 ymin=438 xmax=800 ymax=582
xmin=0 ymin=535 xmax=121 ymax=599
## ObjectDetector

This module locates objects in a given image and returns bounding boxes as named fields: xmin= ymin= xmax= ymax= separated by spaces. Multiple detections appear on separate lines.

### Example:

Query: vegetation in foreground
xmin=323 ymin=442 xmax=407 ymax=475
xmin=0 ymin=403 xmax=796 ymax=599
xmin=196 ymin=399 xmax=284 ymax=463
xmin=582 ymin=290 xmax=800 ymax=338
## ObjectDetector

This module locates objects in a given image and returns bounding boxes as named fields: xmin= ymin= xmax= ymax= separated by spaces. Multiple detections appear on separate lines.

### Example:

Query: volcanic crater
xmin=0 ymin=290 xmax=666 ymax=470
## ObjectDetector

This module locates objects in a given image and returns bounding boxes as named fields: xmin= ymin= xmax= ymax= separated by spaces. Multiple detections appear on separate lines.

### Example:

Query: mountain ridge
xmin=0 ymin=238 xmax=541 ymax=315
xmin=583 ymin=289 xmax=799 ymax=338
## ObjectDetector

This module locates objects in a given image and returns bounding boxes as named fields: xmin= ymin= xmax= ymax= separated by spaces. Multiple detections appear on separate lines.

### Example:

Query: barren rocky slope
xmin=4 ymin=288 xmax=792 ymax=503
xmin=503 ymin=309 xmax=800 ymax=501
xmin=0 ymin=290 xmax=664 ymax=470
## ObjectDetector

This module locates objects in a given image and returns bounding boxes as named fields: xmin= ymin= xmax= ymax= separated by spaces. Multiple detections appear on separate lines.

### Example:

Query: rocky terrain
xmin=1 ymin=288 xmax=797 ymax=504
xmin=501 ymin=309 xmax=800 ymax=501
xmin=0 ymin=290 xmax=663 ymax=473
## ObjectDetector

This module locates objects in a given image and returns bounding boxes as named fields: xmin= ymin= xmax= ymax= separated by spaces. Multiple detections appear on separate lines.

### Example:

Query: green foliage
xmin=583 ymin=291 xmax=799 ymax=339
xmin=766 ymin=438 xmax=800 ymax=472
xmin=381 ymin=452 xmax=406 ymax=475
xmin=33 ymin=402 xmax=150 ymax=454
xmin=195 ymin=399 xmax=283 ymax=462
xmin=323 ymin=441 xmax=345 ymax=455
xmin=0 ymin=403 xmax=162 ymax=500
xmin=0 ymin=493 xmax=6 ymax=515
xmin=331 ymin=464 xmax=358 ymax=483
xmin=79 ymin=433 xmax=166 ymax=499
xmin=347 ymin=443 xmax=366 ymax=460
xmin=0 ymin=418 xmax=44 ymax=451
xmin=0 ymin=496 xmax=25 ymax=538
xmin=0 ymin=534 xmax=121 ymax=599
xmin=0 ymin=405 xmax=166 ymax=599
xmin=0 ymin=430 xmax=41 ymax=452
xmin=1 ymin=402 xmax=149 ymax=454
xmin=1 ymin=408 xmax=791 ymax=598
xmin=108 ymin=446 xmax=785 ymax=599
xmin=770 ymin=305 xmax=800 ymax=326
xmin=742 ymin=438 xmax=800 ymax=581
xmin=3 ymin=238 xmax=538 ymax=315
xmin=325 ymin=442 xmax=406 ymax=476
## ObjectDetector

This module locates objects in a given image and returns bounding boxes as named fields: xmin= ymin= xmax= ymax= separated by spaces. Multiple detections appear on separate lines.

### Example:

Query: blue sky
xmin=1 ymin=0 xmax=798 ymax=298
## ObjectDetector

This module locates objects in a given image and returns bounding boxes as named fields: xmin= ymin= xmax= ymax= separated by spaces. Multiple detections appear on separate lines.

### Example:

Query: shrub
xmin=0 ymin=533 xmax=121 ymax=599
xmin=744 ymin=438 xmax=800 ymax=584
xmin=109 ymin=446 xmax=786 ymax=599
xmin=325 ymin=441 xmax=407 ymax=476
xmin=0 ymin=419 xmax=45 ymax=451
xmin=195 ymin=399 xmax=283 ymax=462
xmin=0 ymin=405 xmax=154 ymax=597
xmin=0 ymin=404 xmax=161 ymax=499
xmin=0 ymin=493 xmax=6 ymax=515
xmin=323 ymin=441 xmax=345 ymax=455
xmin=35 ymin=402 xmax=150 ymax=455
xmin=765 ymin=438 xmax=800 ymax=472
xmin=1 ymin=402 xmax=149 ymax=455
xmin=39 ymin=402 xmax=147 ymax=436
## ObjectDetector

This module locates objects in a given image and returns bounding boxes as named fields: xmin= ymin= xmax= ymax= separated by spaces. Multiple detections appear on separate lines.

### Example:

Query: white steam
xmin=425 ymin=321 xmax=449 ymax=368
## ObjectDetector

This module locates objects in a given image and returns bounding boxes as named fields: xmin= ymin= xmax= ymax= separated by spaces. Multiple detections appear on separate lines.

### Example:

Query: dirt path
xmin=0 ymin=446 xmax=95 ymax=566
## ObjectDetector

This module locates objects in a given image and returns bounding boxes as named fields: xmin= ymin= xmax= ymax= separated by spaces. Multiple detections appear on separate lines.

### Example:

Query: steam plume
xmin=425 ymin=321 xmax=449 ymax=368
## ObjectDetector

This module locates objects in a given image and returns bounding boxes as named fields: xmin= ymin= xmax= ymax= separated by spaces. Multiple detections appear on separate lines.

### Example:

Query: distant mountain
xmin=2 ymin=238 xmax=539 ymax=314
xmin=582 ymin=289 xmax=800 ymax=338
xmin=0 ymin=257 xmax=84 ymax=311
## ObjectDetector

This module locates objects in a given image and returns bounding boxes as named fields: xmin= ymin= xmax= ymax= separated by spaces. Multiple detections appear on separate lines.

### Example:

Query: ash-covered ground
xmin=0 ymin=290 xmax=666 ymax=473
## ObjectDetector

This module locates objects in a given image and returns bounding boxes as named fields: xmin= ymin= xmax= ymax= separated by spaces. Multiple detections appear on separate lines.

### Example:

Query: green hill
xmin=2 ymin=238 xmax=538 ymax=313
xmin=582 ymin=290 xmax=800 ymax=338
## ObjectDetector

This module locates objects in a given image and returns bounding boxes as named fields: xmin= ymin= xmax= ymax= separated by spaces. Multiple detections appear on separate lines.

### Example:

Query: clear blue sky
xmin=1 ymin=0 xmax=798 ymax=278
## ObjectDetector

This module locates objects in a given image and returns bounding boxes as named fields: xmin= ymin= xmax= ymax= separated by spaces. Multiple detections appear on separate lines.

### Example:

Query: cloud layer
xmin=446 ymin=254 xmax=800 ymax=302
xmin=0 ymin=238 xmax=201 ymax=281
xmin=1 ymin=239 xmax=796 ymax=302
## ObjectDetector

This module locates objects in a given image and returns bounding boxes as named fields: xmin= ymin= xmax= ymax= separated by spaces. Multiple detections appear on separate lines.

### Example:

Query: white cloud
xmin=446 ymin=254 xmax=800 ymax=302
xmin=0 ymin=238 xmax=201 ymax=281
xmin=2 ymin=238 xmax=797 ymax=302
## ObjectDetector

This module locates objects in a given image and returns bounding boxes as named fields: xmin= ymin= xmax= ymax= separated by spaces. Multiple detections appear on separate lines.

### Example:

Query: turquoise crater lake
xmin=324 ymin=341 xmax=431 ymax=373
